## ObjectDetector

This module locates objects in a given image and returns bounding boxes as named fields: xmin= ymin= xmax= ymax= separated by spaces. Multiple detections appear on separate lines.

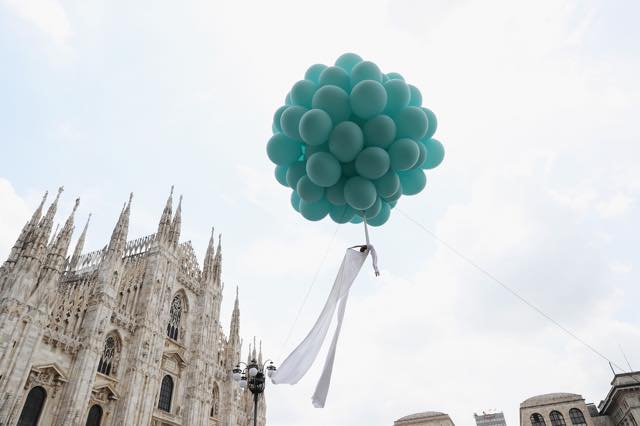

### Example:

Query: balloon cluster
xmin=267 ymin=53 xmax=445 ymax=226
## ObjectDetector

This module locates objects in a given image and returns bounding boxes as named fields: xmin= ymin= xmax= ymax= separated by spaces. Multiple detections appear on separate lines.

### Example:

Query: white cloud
xmin=3 ymin=0 xmax=72 ymax=50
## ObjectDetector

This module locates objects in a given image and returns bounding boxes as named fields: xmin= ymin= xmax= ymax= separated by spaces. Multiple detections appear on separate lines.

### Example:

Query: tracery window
xmin=17 ymin=386 xmax=47 ymax=426
xmin=97 ymin=334 xmax=119 ymax=376
xmin=85 ymin=404 xmax=103 ymax=426
xmin=210 ymin=383 xmax=220 ymax=417
xmin=167 ymin=295 xmax=182 ymax=340
xmin=569 ymin=409 xmax=586 ymax=426
xmin=531 ymin=413 xmax=546 ymax=426
xmin=158 ymin=375 xmax=174 ymax=412
xmin=550 ymin=411 xmax=566 ymax=426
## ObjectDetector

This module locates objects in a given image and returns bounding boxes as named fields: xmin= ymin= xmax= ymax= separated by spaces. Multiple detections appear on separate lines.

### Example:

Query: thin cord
xmin=278 ymin=222 xmax=342 ymax=359
xmin=396 ymin=208 xmax=640 ymax=381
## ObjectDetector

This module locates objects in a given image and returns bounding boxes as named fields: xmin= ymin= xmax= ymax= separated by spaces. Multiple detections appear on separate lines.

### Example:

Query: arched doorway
xmin=85 ymin=404 xmax=103 ymax=426
xmin=17 ymin=386 xmax=47 ymax=426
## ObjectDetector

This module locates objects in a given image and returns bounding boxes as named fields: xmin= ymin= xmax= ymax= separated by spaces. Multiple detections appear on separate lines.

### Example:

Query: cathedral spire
xmin=22 ymin=186 xmax=63 ymax=261
xmin=213 ymin=233 xmax=222 ymax=280
xmin=69 ymin=213 xmax=91 ymax=271
xmin=2 ymin=191 xmax=48 ymax=269
xmin=229 ymin=286 xmax=240 ymax=343
xmin=50 ymin=198 xmax=80 ymax=259
xmin=170 ymin=194 xmax=182 ymax=246
xmin=157 ymin=186 xmax=174 ymax=243
xmin=202 ymin=227 xmax=215 ymax=283
xmin=106 ymin=193 xmax=132 ymax=259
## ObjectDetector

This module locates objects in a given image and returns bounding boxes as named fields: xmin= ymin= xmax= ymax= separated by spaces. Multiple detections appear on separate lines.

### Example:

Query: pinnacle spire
xmin=69 ymin=213 xmax=91 ymax=271
xmin=22 ymin=186 xmax=63 ymax=261
xmin=50 ymin=198 xmax=80 ymax=258
xmin=202 ymin=227 xmax=216 ymax=282
xmin=170 ymin=194 xmax=182 ymax=246
xmin=106 ymin=193 xmax=132 ymax=259
xmin=229 ymin=286 xmax=240 ymax=342
xmin=157 ymin=186 xmax=174 ymax=243
xmin=2 ymin=191 xmax=49 ymax=268
xmin=213 ymin=233 xmax=222 ymax=280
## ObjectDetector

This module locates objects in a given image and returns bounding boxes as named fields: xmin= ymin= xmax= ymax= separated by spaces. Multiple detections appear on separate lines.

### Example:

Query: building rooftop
xmin=396 ymin=411 xmax=448 ymax=422
xmin=521 ymin=393 xmax=583 ymax=408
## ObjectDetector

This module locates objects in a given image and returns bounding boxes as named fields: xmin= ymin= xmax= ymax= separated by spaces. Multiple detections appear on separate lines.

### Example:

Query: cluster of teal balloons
xmin=267 ymin=53 xmax=445 ymax=226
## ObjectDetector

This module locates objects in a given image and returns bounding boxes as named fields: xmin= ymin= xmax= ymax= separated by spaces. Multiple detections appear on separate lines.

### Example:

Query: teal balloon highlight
xmin=291 ymin=191 xmax=301 ymax=211
xmin=267 ymin=133 xmax=302 ymax=166
xmin=351 ymin=61 xmax=382 ymax=85
xmin=335 ymin=52 xmax=363 ymax=73
xmin=363 ymin=115 xmax=396 ymax=148
xmin=408 ymin=84 xmax=422 ymax=106
xmin=350 ymin=214 xmax=364 ymax=224
xmin=344 ymin=176 xmax=377 ymax=210
xmin=399 ymin=169 xmax=427 ymax=195
xmin=273 ymin=106 xmax=287 ymax=133
xmin=422 ymin=138 xmax=445 ymax=169
xmin=414 ymin=140 xmax=427 ymax=169
xmin=299 ymin=109 xmax=333 ymax=146
xmin=280 ymin=106 xmax=307 ymax=140
xmin=389 ymin=138 xmax=420 ymax=171
xmin=329 ymin=204 xmax=355 ymax=223
xmin=364 ymin=197 xmax=382 ymax=219
xmin=386 ymin=72 xmax=404 ymax=81
xmin=355 ymin=147 xmax=390 ymax=180
xmin=326 ymin=178 xmax=346 ymax=206
xmin=329 ymin=121 xmax=364 ymax=162
xmin=395 ymin=106 xmax=428 ymax=140
xmin=374 ymin=170 xmax=400 ymax=198
xmin=300 ymin=198 xmax=330 ymax=221
xmin=275 ymin=166 xmax=288 ymax=187
xmin=286 ymin=161 xmax=307 ymax=188
xmin=291 ymin=80 xmax=318 ymax=108
xmin=297 ymin=176 xmax=324 ymax=202
xmin=350 ymin=80 xmax=387 ymax=119
xmin=312 ymin=85 xmax=351 ymax=124
xmin=422 ymin=107 xmax=438 ymax=139
xmin=306 ymin=152 xmax=341 ymax=187
xmin=368 ymin=202 xmax=391 ymax=226
xmin=384 ymin=79 xmax=411 ymax=114
xmin=383 ymin=188 xmax=402 ymax=203
xmin=319 ymin=66 xmax=351 ymax=92
xmin=305 ymin=64 xmax=327 ymax=84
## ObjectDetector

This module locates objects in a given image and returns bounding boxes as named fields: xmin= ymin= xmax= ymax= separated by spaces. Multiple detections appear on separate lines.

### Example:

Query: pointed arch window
xmin=569 ymin=409 xmax=586 ymax=426
xmin=85 ymin=404 xmax=103 ymax=426
xmin=167 ymin=295 xmax=182 ymax=340
xmin=97 ymin=334 xmax=120 ymax=376
xmin=210 ymin=383 xmax=220 ymax=417
xmin=531 ymin=413 xmax=546 ymax=426
xmin=550 ymin=411 xmax=566 ymax=426
xmin=17 ymin=386 xmax=47 ymax=426
xmin=158 ymin=375 xmax=174 ymax=412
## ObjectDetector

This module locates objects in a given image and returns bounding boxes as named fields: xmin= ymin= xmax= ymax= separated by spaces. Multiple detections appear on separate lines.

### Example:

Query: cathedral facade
xmin=0 ymin=187 xmax=266 ymax=426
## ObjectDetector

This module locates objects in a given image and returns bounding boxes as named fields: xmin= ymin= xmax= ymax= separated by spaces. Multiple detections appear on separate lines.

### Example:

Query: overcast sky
xmin=1 ymin=1 xmax=640 ymax=425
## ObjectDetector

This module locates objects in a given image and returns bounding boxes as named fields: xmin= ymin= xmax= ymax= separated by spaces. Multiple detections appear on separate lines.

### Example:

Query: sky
xmin=1 ymin=0 xmax=640 ymax=425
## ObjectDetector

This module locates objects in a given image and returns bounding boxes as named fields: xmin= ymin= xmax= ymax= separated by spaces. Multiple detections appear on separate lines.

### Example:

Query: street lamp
xmin=232 ymin=359 xmax=277 ymax=426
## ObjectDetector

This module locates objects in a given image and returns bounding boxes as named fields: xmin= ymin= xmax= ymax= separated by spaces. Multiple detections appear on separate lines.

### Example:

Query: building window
xmin=85 ymin=404 xmax=103 ymax=426
xmin=531 ymin=413 xmax=546 ymax=426
xmin=17 ymin=386 xmax=47 ymax=426
xmin=210 ymin=383 xmax=220 ymax=417
xmin=569 ymin=409 xmax=586 ymax=426
xmin=158 ymin=375 xmax=174 ymax=412
xmin=167 ymin=295 xmax=182 ymax=340
xmin=550 ymin=411 xmax=566 ymax=426
xmin=97 ymin=334 xmax=120 ymax=376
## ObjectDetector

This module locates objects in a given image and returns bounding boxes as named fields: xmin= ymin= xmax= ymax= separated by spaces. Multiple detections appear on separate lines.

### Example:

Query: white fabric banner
xmin=271 ymin=247 xmax=369 ymax=408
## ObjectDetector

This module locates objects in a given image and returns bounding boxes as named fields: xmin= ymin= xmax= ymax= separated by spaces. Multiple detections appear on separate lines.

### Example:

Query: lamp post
xmin=232 ymin=359 xmax=277 ymax=426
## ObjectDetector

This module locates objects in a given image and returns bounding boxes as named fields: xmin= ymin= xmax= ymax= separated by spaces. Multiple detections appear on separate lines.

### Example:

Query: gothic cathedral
xmin=0 ymin=187 xmax=266 ymax=426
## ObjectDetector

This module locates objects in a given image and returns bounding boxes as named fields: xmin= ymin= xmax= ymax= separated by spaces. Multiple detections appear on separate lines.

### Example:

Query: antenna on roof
xmin=608 ymin=361 xmax=617 ymax=376
xmin=620 ymin=345 xmax=633 ymax=372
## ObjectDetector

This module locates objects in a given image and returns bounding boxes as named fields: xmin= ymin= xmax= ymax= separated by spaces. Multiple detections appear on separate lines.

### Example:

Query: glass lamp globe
xmin=249 ymin=367 xmax=258 ymax=377
xmin=239 ymin=377 xmax=248 ymax=388
xmin=232 ymin=372 xmax=241 ymax=381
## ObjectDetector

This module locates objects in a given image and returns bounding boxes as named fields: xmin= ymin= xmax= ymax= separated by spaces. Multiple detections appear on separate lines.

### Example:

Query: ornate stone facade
xmin=0 ymin=187 xmax=266 ymax=426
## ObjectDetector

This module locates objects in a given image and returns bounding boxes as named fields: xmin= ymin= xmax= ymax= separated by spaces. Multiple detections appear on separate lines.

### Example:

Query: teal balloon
xmin=280 ymin=106 xmax=307 ymax=140
xmin=329 ymin=204 xmax=355 ymax=223
xmin=312 ymin=85 xmax=351 ymax=123
xmin=386 ymin=72 xmax=405 ymax=81
xmin=286 ymin=161 xmax=307 ymax=188
xmin=351 ymin=61 xmax=382 ymax=85
xmin=299 ymin=109 xmax=332 ymax=146
xmin=300 ymin=198 xmax=330 ymax=221
xmin=273 ymin=106 xmax=287 ymax=133
xmin=350 ymin=80 xmax=387 ymax=119
xmin=291 ymin=191 xmax=301 ymax=211
xmin=368 ymin=202 xmax=391 ymax=227
xmin=355 ymin=147 xmax=390 ymax=180
xmin=285 ymin=92 xmax=293 ymax=105
xmin=306 ymin=152 xmax=341 ymax=187
xmin=319 ymin=66 xmax=350 ymax=92
xmin=388 ymin=200 xmax=397 ymax=208
xmin=395 ymin=106 xmax=428 ymax=140
xmin=342 ymin=161 xmax=357 ymax=178
xmin=305 ymin=64 xmax=327 ymax=84
xmin=408 ymin=84 xmax=422 ymax=106
xmin=384 ymin=79 xmax=411 ymax=114
xmin=382 ymin=74 xmax=389 ymax=83
xmin=297 ymin=176 xmax=324 ymax=202
xmin=399 ymin=169 xmax=427 ymax=195
xmin=326 ymin=178 xmax=346 ymax=206
xmin=374 ymin=169 xmax=400 ymax=198
xmin=304 ymin=142 xmax=329 ymax=160
xmin=414 ymin=140 xmax=427 ymax=169
xmin=329 ymin=121 xmax=364 ymax=162
xmin=267 ymin=133 xmax=302 ymax=166
xmin=383 ymin=188 xmax=402 ymax=203
xmin=363 ymin=197 xmax=382 ymax=219
xmin=422 ymin=107 xmax=438 ymax=139
xmin=363 ymin=115 xmax=396 ymax=148
xmin=389 ymin=138 xmax=420 ymax=171
xmin=344 ymin=176 xmax=377 ymax=210
xmin=422 ymin=138 xmax=445 ymax=169
xmin=275 ymin=166 xmax=288 ymax=187
xmin=350 ymin=214 xmax=364 ymax=224
xmin=291 ymin=80 xmax=318 ymax=108
xmin=335 ymin=53 xmax=363 ymax=73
